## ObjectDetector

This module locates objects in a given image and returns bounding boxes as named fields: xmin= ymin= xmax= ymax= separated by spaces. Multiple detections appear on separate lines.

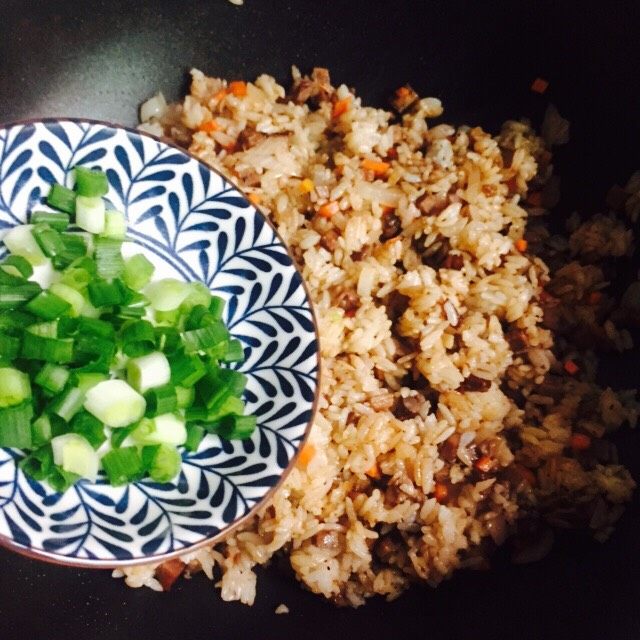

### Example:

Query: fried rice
xmin=113 ymin=67 xmax=638 ymax=606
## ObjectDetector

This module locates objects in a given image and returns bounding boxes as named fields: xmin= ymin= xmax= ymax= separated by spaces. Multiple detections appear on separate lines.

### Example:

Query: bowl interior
xmin=0 ymin=119 xmax=319 ymax=566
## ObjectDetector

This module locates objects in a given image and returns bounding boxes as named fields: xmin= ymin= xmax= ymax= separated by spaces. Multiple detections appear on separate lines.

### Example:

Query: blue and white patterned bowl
xmin=0 ymin=119 xmax=319 ymax=566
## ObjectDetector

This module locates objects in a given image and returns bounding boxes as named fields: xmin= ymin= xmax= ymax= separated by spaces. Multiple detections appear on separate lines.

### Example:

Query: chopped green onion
xmin=145 ymin=278 xmax=190 ymax=311
xmin=175 ymin=385 xmax=195 ymax=409
xmin=144 ymin=383 xmax=178 ymax=417
xmin=47 ymin=183 xmax=76 ymax=214
xmin=169 ymin=351 xmax=206 ymax=387
xmin=101 ymin=447 xmax=144 ymax=486
xmin=87 ymin=278 xmax=125 ymax=307
xmin=0 ymin=367 xmax=31 ymax=407
xmin=51 ymin=433 xmax=99 ymax=481
xmin=94 ymin=237 xmax=124 ymax=280
xmin=3 ymin=225 xmax=47 ymax=266
xmin=216 ymin=414 xmax=257 ymax=440
xmin=71 ymin=372 xmax=108 ymax=393
xmin=0 ymin=309 xmax=36 ymax=333
xmin=120 ymin=320 xmax=156 ymax=357
xmin=208 ymin=295 xmax=225 ymax=320
xmin=84 ymin=379 xmax=146 ymax=428
xmin=34 ymin=363 xmax=70 ymax=394
xmin=133 ymin=413 xmax=186 ymax=446
xmin=0 ymin=401 xmax=33 ymax=448
xmin=48 ymin=466 xmax=81 ymax=493
xmin=19 ymin=445 xmax=54 ymax=481
xmin=0 ymin=281 xmax=42 ymax=310
xmin=142 ymin=444 xmax=181 ymax=483
xmin=21 ymin=330 xmax=74 ymax=363
xmin=59 ymin=265 xmax=92 ymax=291
xmin=110 ymin=422 xmax=139 ymax=448
xmin=31 ymin=415 xmax=52 ymax=447
xmin=101 ymin=210 xmax=127 ymax=239
xmin=221 ymin=339 xmax=244 ymax=363
xmin=49 ymin=282 xmax=86 ymax=317
xmin=77 ymin=317 xmax=115 ymax=339
xmin=184 ymin=423 xmax=205 ymax=452
xmin=25 ymin=291 xmax=72 ymax=320
xmin=180 ymin=281 xmax=212 ymax=312
xmin=31 ymin=223 xmax=65 ymax=258
xmin=127 ymin=351 xmax=171 ymax=393
xmin=70 ymin=411 xmax=106 ymax=449
xmin=74 ymin=333 xmax=116 ymax=365
xmin=0 ymin=332 xmax=20 ymax=361
xmin=154 ymin=308 xmax=180 ymax=325
xmin=75 ymin=195 xmax=106 ymax=234
xmin=123 ymin=254 xmax=155 ymax=291
xmin=49 ymin=386 xmax=85 ymax=422
xmin=199 ymin=395 xmax=244 ymax=425
xmin=53 ymin=234 xmax=87 ymax=270
xmin=155 ymin=326 xmax=181 ymax=354
xmin=182 ymin=321 xmax=229 ymax=353
xmin=196 ymin=367 xmax=247 ymax=410
xmin=1 ymin=255 xmax=33 ymax=278
xmin=30 ymin=211 xmax=70 ymax=232
xmin=74 ymin=166 xmax=108 ymax=198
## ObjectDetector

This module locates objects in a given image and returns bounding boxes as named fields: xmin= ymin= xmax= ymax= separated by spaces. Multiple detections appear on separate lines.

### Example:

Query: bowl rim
xmin=0 ymin=116 xmax=322 ymax=569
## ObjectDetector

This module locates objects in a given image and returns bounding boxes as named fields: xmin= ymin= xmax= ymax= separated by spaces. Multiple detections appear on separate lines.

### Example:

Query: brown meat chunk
xmin=336 ymin=289 xmax=359 ymax=316
xmin=458 ymin=374 xmax=491 ymax=392
xmin=319 ymin=229 xmax=339 ymax=252
xmin=415 ymin=193 xmax=448 ymax=216
xmin=314 ymin=530 xmax=341 ymax=550
xmin=439 ymin=433 xmax=461 ymax=463
xmin=380 ymin=211 xmax=402 ymax=241
xmin=375 ymin=535 xmax=399 ymax=562
xmin=289 ymin=67 xmax=334 ymax=105
xmin=441 ymin=254 xmax=464 ymax=270
xmin=505 ymin=328 xmax=529 ymax=354
xmin=237 ymin=127 xmax=266 ymax=151
xmin=386 ymin=291 xmax=410 ymax=322
xmin=392 ymin=393 xmax=425 ymax=420
xmin=391 ymin=84 xmax=419 ymax=113
xmin=155 ymin=559 xmax=186 ymax=591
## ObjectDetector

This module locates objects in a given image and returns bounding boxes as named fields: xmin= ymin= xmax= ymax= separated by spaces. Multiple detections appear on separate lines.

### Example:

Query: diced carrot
xmin=514 ymin=463 xmax=537 ymax=487
xmin=228 ymin=80 xmax=247 ymax=97
xmin=332 ymin=97 xmax=351 ymax=119
xmin=318 ymin=201 xmax=339 ymax=218
xmin=531 ymin=77 xmax=549 ymax=94
xmin=213 ymin=88 xmax=228 ymax=103
xmin=198 ymin=120 xmax=219 ymax=134
xmin=564 ymin=359 xmax=579 ymax=375
xmin=299 ymin=178 xmax=315 ymax=194
xmin=296 ymin=443 xmax=316 ymax=469
xmin=365 ymin=463 xmax=381 ymax=479
xmin=434 ymin=482 xmax=448 ymax=504
xmin=587 ymin=291 xmax=603 ymax=305
xmin=361 ymin=159 xmax=390 ymax=176
xmin=570 ymin=433 xmax=591 ymax=451
xmin=474 ymin=455 xmax=493 ymax=473
xmin=526 ymin=191 xmax=543 ymax=207
xmin=247 ymin=193 xmax=261 ymax=205
xmin=515 ymin=239 xmax=528 ymax=252
xmin=155 ymin=559 xmax=185 ymax=592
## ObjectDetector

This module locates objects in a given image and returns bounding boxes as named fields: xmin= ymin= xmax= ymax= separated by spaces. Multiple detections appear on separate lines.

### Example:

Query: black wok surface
xmin=0 ymin=2 xmax=639 ymax=638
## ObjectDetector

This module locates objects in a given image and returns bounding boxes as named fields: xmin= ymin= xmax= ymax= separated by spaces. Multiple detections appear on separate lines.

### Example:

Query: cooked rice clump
xmin=118 ymin=68 xmax=637 ymax=606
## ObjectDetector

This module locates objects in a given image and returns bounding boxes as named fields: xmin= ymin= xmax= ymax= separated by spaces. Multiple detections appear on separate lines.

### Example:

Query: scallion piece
xmin=169 ymin=352 xmax=206 ymax=387
xmin=0 ymin=281 xmax=42 ymax=310
xmin=184 ymin=424 xmax=205 ymax=452
xmin=31 ymin=414 xmax=52 ymax=447
xmin=102 ymin=446 xmax=145 ymax=486
xmin=94 ymin=237 xmax=124 ymax=280
xmin=30 ymin=211 xmax=70 ymax=232
xmin=127 ymin=351 xmax=171 ymax=393
xmin=49 ymin=282 xmax=86 ymax=317
xmin=49 ymin=386 xmax=85 ymax=422
xmin=142 ymin=444 xmax=181 ymax=483
xmin=155 ymin=326 xmax=181 ymax=354
xmin=221 ymin=338 xmax=244 ymax=363
xmin=123 ymin=254 xmax=155 ymax=291
xmin=175 ymin=385 xmax=195 ymax=410
xmin=31 ymin=223 xmax=65 ymax=258
xmin=51 ymin=433 xmax=99 ymax=481
xmin=35 ymin=363 xmax=70 ymax=394
xmin=22 ymin=330 xmax=74 ymax=363
xmin=19 ymin=445 xmax=54 ymax=481
xmin=59 ymin=264 xmax=92 ymax=291
xmin=84 ymin=379 xmax=146 ymax=428
xmin=144 ymin=383 xmax=178 ymax=417
xmin=75 ymin=195 xmax=106 ymax=234
xmin=53 ymin=234 xmax=87 ymax=270
xmin=87 ymin=279 xmax=125 ymax=307
xmin=1 ymin=255 xmax=33 ymax=278
xmin=180 ymin=281 xmax=212 ymax=312
xmin=0 ymin=333 xmax=20 ymax=361
xmin=74 ymin=333 xmax=116 ymax=365
xmin=208 ymin=295 xmax=225 ymax=320
xmin=120 ymin=320 xmax=156 ymax=357
xmin=71 ymin=372 xmax=108 ymax=393
xmin=0 ymin=401 xmax=33 ymax=448
xmin=48 ymin=466 xmax=81 ymax=493
xmin=182 ymin=321 xmax=229 ymax=353
xmin=25 ymin=291 xmax=72 ymax=320
xmin=196 ymin=367 xmax=247 ymax=410
xmin=74 ymin=166 xmax=109 ymax=198
xmin=77 ymin=317 xmax=115 ymax=339
xmin=70 ymin=411 xmax=106 ymax=449
xmin=145 ymin=278 xmax=190 ymax=312
xmin=101 ymin=210 xmax=127 ymax=239
xmin=47 ymin=183 xmax=76 ymax=214
xmin=0 ymin=367 xmax=31 ymax=407
xmin=216 ymin=414 xmax=257 ymax=440
xmin=133 ymin=413 xmax=186 ymax=446
xmin=3 ymin=225 xmax=47 ymax=266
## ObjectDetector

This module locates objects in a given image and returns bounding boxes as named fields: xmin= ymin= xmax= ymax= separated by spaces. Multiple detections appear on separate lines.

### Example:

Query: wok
xmin=0 ymin=1 xmax=638 ymax=638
